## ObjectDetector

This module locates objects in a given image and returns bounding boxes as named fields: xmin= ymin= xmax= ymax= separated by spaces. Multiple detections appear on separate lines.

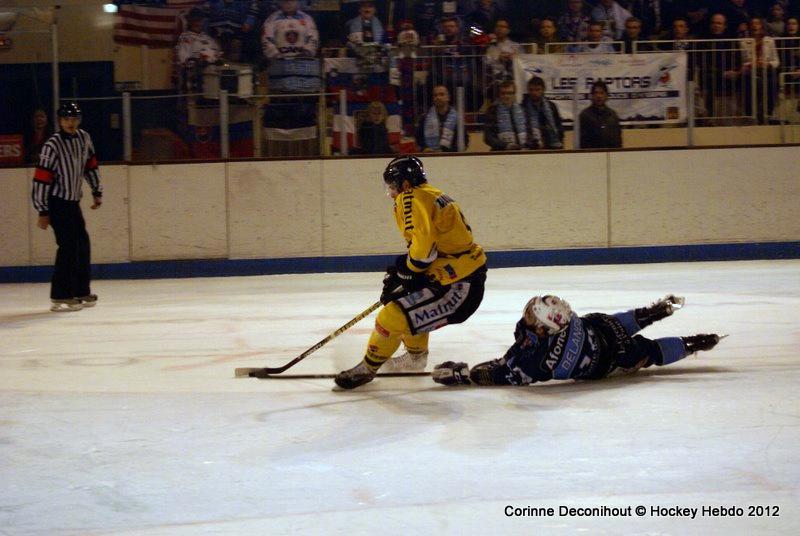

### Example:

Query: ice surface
xmin=1 ymin=260 xmax=798 ymax=535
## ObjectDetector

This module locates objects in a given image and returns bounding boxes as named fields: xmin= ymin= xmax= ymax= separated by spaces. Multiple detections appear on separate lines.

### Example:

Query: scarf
xmin=424 ymin=106 xmax=457 ymax=150
xmin=525 ymin=97 xmax=562 ymax=148
xmin=496 ymin=102 xmax=527 ymax=146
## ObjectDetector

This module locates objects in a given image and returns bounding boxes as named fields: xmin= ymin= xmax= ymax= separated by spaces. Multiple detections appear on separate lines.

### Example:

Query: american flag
xmin=113 ymin=0 xmax=203 ymax=48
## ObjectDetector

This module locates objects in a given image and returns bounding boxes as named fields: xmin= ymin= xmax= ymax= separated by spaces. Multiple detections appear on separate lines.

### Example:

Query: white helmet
xmin=523 ymin=295 xmax=573 ymax=335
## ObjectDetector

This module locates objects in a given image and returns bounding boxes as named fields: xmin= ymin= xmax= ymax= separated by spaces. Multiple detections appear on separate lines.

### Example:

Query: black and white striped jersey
xmin=32 ymin=129 xmax=103 ymax=215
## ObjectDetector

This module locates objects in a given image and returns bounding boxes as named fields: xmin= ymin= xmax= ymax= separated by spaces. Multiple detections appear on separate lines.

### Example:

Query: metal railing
xmin=778 ymin=71 xmax=800 ymax=143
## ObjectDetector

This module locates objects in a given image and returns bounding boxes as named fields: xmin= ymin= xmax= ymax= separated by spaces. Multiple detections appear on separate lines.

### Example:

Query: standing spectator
xmin=484 ymin=18 xmax=521 ymax=87
xmin=533 ymin=17 xmax=564 ymax=53
xmin=206 ymin=0 xmax=257 ymax=61
xmin=662 ymin=15 xmax=696 ymax=48
xmin=700 ymin=13 xmax=741 ymax=122
xmin=571 ymin=21 xmax=618 ymax=52
xmin=720 ymin=0 xmax=756 ymax=31
xmin=24 ymin=108 xmax=52 ymax=164
xmin=557 ymin=0 xmax=590 ymax=43
xmin=32 ymin=102 xmax=102 ymax=312
xmin=780 ymin=16 xmax=800 ymax=72
xmin=176 ymin=8 xmax=223 ymax=66
xmin=591 ymin=0 xmax=634 ymax=39
xmin=261 ymin=0 xmax=319 ymax=59
xmin=413 ymin=0 xmax=443 ymax=44
xmin=356 ymin=101 xmax=393 ymax=155
xmin=766 ymin=2 xmax=788 ymax=35
xmin=579 ymin=80 xmax=622 ymax=148
xmin=522 ymin=76 xmax=564 ymax=149
xmin=741 ymin=16 xmax=780 ymax=121
xmin=433 ymin=17 xmax=475 ymax=109
xmin=346 ymin=1 xmax=386 ymax=52
xmin=621 ymin=15 xmax=651 ymax=51
xmin=415 ymin=85 xmax=467 ymax=152
xmin=484 ymin=80 xmax=528 ymax=151
xmin=464 ymin=0 xmax=506 ymax=39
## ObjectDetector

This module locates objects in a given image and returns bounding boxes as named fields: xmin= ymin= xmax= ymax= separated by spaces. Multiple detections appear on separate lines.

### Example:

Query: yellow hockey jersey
xmin=393 ymin=183 xmax=487 ymax=285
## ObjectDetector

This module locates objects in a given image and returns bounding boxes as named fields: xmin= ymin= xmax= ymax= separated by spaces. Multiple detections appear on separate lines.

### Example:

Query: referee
xmin=32 ymin=102 xmax=103 ymax=312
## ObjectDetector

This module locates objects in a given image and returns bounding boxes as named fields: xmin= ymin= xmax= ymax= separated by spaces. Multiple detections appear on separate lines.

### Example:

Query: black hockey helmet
xmin=57 ymin=102 xmax=82 ymax=118
xmin=383 ymin=155 xmax=426 ymax=189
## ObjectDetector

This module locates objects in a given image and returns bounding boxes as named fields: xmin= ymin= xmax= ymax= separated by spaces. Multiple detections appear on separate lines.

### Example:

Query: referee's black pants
xmin=48 ymin=196 xmax=91 ymax=300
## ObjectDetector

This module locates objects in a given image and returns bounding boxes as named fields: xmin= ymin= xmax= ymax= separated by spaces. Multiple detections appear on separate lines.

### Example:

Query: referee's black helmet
xmin=57 ymin=102 xmax=82 ymax=118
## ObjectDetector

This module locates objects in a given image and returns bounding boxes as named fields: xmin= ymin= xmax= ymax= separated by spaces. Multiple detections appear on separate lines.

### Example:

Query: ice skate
xmin=635 ymin=295 xmax=685 ymax=328
xmin=682 ymin=333 xmax=726 ymax=354
xmin=381 ymin=350 xmax=428 ymax=373
xmin=77 ymin=294 xmax=98 ymax=307
xmin=334 ymin=362 xmax=376 ymax=390
xmin=50 ymin=298 xmax=84 ymax=312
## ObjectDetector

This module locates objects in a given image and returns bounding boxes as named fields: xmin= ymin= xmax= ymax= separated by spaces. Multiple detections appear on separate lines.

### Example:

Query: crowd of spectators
xmin=167 ymin=0 xmax=800 ymax=154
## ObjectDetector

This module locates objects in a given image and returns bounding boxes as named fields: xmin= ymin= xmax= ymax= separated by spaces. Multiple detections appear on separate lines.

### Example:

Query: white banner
xmin=513 ymin=52 xmax=688 ymax=123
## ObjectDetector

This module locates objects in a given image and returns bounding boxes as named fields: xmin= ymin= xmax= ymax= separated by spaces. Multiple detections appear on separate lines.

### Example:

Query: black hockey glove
xmin=394 ymin=254 xmax=429 ymax=293
xmin=432 ymin=361 xmax=472 ymax=386
xmin=380 ymin=265 xmax=403 ymax=304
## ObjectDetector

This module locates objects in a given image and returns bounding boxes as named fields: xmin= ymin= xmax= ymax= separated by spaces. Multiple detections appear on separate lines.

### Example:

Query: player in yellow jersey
xmin=335 ymin=156 xmax=488 ymax=390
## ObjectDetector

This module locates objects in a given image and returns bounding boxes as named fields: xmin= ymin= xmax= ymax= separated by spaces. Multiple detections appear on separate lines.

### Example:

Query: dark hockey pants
xmin=48 ymin=196 xmax=92 ymax=300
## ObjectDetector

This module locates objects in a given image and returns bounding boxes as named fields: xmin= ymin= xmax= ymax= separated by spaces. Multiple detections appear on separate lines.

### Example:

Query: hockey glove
xmin=380 ymin=265 xmax=403 ymax=304
xmin=395 ymin=255 xmax=429 ymax=293
xmin=432 ymin=361 xmax=472 ymax=386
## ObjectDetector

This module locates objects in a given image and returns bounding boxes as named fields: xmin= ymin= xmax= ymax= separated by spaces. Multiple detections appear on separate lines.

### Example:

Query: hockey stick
xmin=240 ymin=371 xmax=431 ymax=380
xmin=234 ymin=299 xmax=384 ymax=377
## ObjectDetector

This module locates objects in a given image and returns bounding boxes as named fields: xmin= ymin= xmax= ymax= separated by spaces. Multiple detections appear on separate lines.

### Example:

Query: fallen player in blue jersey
xmin=432 ymin=295 xmax=725 ymax=386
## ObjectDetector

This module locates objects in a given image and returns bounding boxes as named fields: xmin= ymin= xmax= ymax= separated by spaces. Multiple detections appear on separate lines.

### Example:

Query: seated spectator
xmin=356 ymin=101 xmax=393 ymax=155
xmin=261 ymin=0 xmax=319 ymax=59
xmin=571 ymin=21 xmax=617 ymax=53
xmin=415 ymin=84 xmax=467 ymax=152
xmin=521 ymin=76 xmax=564 ymax=149
xmin=176 ymin=8 xmax=223 ymax=67
xmin=24 ymin=108 xmax=52 ymax=164
xmin=533 ymin=16 xmax=565 ymax=53
xmin=557 ymin=0 xmax=589 ymax=43
xmin=484 ymin=80 xmax=528 ymax=151
xmin=484 ymin=18 xmax=520 ymax=84
xmin=346 ymin=1 xmax=386 ymax=53
xmin=579 ymin=80 xmax=622 ymax=149
xmin=591 ymin=0 xmax=633 ymax=40
xmin=206 ymin=0 xmax=257 ymax=62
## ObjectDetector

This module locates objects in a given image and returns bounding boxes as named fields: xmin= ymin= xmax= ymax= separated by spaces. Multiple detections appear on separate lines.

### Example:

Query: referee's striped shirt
xmin=32 ymin=129 xmax=103 ymax=215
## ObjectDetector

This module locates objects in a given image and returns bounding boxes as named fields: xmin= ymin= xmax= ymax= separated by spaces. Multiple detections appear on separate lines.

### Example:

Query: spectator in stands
xmin=346 ymin=1 xmax=386 ymax=53
xmin=557 ymin=0 xmax=590 ymax=43
xmin=176 ymin=8 xmax=223 ymax=67
xmin=413 ymin=0 xmax=443 ymax=44
xmin=521 ymin=76 xmax=564 ymax=149
xmin=741 ymin=16 xmax=780 ymax=121
xmin=780 ymin=16 xmax=800 ymax=72
xmin=579 ymin=80 xmax=622 ymax=149
xmin=24 ymin=108 xmax=52 ymax=164
xmin=766 ymin=2 xmax=788 ymax=35
xmin=591 ymin=0 xmax=633 ymax=40
xmin=357 ymin=101 xmax=393 ymax=155
xmin=621 ymin=16 xmax=652 ymax=51
xmin=464 ymin=0 xmax=506 ymax=40
xmin=484 ymin=18 xmax=520 ymax=85
xmin=533 ymin=17 xmax=565 ymax=53
xmin=484 ymin=80 xmax=528 ymax=151
xmin=206 ymin=0 xmax=257 ymax=62
xmin=261 ymin=0 xmax=319 ymax=59
xmin=700 ymin=13 xmax=741 ymax=122
xmin=432 ymin=16 xmax=476 ymax=108
xmin=571 ymin=21 xmax=617 ymax=52
xmin=415 ymin=84 xmax=467 ymax=152
xmin=720 ymin=0 xmax=756 ymax=32
xmin=664 ymin=15 xmax=696 ymax=48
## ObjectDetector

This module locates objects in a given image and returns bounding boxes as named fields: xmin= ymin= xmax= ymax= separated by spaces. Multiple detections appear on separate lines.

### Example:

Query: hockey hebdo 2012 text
xmin=504 ymin=504 xmax=780 ymax=519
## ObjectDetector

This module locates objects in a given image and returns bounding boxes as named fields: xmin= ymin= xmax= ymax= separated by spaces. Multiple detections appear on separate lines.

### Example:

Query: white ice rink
xmin=1 ymin=260 xmax=799 ymax=535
